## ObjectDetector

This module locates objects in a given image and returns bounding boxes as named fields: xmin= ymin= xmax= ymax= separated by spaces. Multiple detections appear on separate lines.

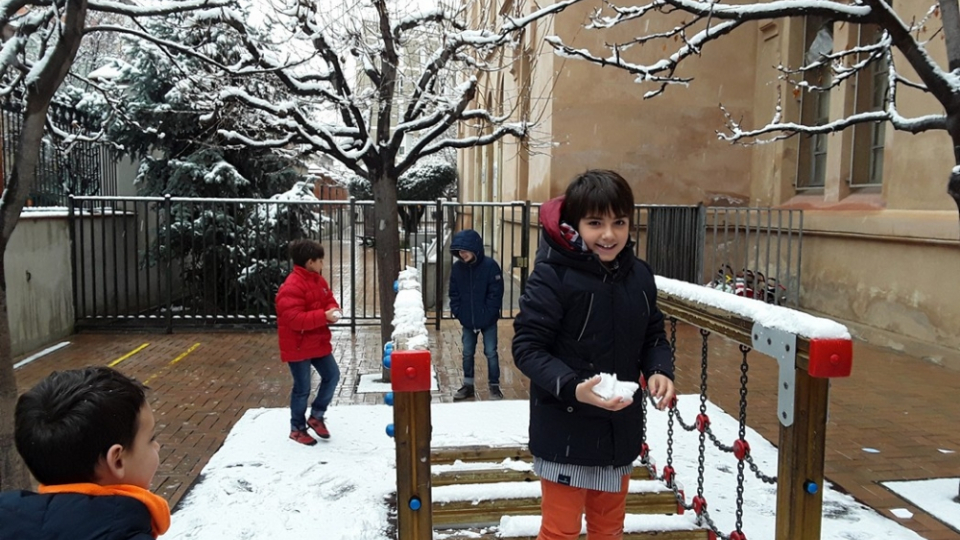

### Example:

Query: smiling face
xmin=578 ymin=212 xmax=630 ymax=263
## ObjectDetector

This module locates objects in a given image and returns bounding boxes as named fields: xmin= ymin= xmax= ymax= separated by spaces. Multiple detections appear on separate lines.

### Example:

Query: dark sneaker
xmin=453 ymin=385 xmax=475 ymax=401
xmin=290 ymin=429 xmax=317 ymax=446
xmin=489 ymin=386 xmax=504 ymax=400
xmin=307 ymin=416 xmax=330 ymax=439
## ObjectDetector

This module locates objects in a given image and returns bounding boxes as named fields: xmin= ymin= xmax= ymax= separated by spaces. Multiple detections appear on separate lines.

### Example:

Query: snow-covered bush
xmin=348 ymin=159 xmax=457 ymax=247
xmin=56 ymin=10 xmax=323 ymax=317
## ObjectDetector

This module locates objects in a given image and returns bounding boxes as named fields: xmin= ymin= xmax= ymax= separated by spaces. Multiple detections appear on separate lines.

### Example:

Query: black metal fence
xmin=1 ymin=94 xmax=117 ymax=207
xmin=69 ymin=196 xmax=803 ymax=331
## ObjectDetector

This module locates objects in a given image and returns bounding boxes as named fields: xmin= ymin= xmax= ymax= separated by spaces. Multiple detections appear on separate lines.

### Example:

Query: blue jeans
xmin=288 ymin=354 xmax=340 ymax=430
xmin=462 ymin=323 xmax=500 ymax=387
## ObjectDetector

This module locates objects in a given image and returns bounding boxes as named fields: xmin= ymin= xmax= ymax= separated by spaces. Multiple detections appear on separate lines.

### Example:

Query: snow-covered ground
xmin=164 ymin=397 xmax=935 ymax=540
xmin=883 ymin=478 xmax=960 ymax=532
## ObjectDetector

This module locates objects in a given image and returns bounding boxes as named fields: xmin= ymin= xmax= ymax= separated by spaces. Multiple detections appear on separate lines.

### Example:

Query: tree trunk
xmin=372 ymin=172 xmax=401 ymax=380
xmin=0 ymin=0 xmax=88 ymax=491
xmin=947 ymin=116 xmax=960 ymax=215
xmin=0 ymin=252 xmax=29 ymax=490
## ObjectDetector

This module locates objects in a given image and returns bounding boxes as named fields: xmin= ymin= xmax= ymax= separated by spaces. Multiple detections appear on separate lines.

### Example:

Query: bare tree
xmin=548 ymin=0 xmax=960 ymax=210
xmin=149 ymin=0 xmax=580 ymax=356
xmin=0 ymin=0 xmax=234 ymax=491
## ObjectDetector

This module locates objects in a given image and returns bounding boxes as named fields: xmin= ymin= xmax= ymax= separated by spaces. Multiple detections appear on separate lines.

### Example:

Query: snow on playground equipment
xmin=654 ymin=277 xmax=852 ymax=540
xmin=385 ymin=266 xmax=851 ymax=540
xmin=385 ymin=267 xmax=432 ymax=540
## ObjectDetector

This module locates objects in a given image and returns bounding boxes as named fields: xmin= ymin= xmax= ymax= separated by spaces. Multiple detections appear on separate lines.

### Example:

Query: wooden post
xmin=775 ymin=369 xmax=830 ymax=540
xmin=390 ymin=349 xmax=433 ymax=540
xmin=394 ymin=390 xmax=432 ymax=540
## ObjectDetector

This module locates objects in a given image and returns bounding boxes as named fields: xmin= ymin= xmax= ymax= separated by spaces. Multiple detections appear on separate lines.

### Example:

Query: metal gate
xmin=69 ymin=196 xmax=802 ymax=331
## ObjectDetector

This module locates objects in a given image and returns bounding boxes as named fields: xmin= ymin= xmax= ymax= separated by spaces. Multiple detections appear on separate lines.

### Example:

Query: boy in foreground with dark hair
xmin=0 ymin=366 xmax=168 ymax=539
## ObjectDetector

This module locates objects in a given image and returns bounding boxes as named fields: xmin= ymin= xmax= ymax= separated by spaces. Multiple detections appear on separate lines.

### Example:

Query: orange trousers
xmin=537 ymin=475 xmax=629 ymax=540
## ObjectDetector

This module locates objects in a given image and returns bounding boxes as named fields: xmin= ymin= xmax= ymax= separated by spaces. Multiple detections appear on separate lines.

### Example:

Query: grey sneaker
xmin=453 ymin=384 xmax=475 ymax=401
xmin=489 ymin=386 xmax=504 ymax=400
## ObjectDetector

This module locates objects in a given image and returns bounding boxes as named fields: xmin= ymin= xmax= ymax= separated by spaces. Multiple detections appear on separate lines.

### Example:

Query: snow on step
xmin=498 ymin=514 xmax=703 ymax=537
xmin=432 ymin=479 xmax=670 ymax=504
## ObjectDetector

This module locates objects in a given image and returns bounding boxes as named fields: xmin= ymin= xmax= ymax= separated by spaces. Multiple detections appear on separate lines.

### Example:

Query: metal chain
xmin=747 ymin=454 xmax=778 ymax=485
xmin=674 ymin=409 xmax=697 ymax=431
xmin=664 ymin=318 xmax=678 ymax=473
xmin=666 ymin=407 xmax=675 ymax=472
xmin=735 ymin=344 xmax=750 ymax=534
xmin=700 ymin=508 xmax=730 ymax=540
xmin=697 ymin=328 xmax=710 ymax=497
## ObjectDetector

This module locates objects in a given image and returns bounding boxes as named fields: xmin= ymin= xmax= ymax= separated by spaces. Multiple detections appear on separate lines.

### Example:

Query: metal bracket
xmin=751 ymin=323 xmax=797 ymax=427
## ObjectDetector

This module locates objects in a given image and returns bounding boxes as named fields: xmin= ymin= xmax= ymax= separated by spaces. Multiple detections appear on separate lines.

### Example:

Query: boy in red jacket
xmin=276 ymin=239 xmax=342 ymax=445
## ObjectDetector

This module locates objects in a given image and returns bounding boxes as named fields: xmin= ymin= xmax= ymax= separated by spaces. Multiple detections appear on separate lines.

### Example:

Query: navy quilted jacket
xmin=0 ymin=490 xmax=154 ymax=540
xmin=512 ymin=196 xmax=674 ymax=467
xmin=449 ymin=229 xmax=504 ymax=330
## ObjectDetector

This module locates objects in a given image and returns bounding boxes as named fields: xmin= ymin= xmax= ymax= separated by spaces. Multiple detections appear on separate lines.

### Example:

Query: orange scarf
xmin=38 ymin=483 xmax=171 ymax=537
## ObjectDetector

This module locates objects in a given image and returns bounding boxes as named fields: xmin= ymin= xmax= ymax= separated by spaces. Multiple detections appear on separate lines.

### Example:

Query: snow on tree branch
xmin=552 ymin=0 xmax=959 ymax=137
xmin=88 ymin=0 xmax=234 ymax=17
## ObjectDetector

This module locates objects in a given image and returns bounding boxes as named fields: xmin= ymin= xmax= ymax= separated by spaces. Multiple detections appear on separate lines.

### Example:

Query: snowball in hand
xmin=591 ymin=373 xmax=639 ymax=400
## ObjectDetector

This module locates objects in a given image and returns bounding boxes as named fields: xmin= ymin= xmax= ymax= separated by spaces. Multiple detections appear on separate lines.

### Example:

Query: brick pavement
xmin=11 ymin=321 xmax=960 ymax=539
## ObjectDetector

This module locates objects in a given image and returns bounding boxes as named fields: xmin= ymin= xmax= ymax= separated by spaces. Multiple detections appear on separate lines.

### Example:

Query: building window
xmin=850 ymin=23 xmax=888 ymax=186
xmin=796 ymin=17 xmax=833 ymax=190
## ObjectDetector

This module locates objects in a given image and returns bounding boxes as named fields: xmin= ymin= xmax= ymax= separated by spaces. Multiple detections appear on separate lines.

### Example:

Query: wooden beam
xmin=433 ymin=491 xmax=680 ymax=527
xmin=658 ymin=291 xmax=811 ymax=370
xmin=775 ymin=370 xmax=829 ymax=540
xmin=395 ymin=391 xmax=433 ymax=540
xmin=434 ymin=531 xmax=710 ymax=540
xmin=432 ymin=465 xmax=652 ymax=486
xmin=432 ymin=445 xmax=531 ymax=464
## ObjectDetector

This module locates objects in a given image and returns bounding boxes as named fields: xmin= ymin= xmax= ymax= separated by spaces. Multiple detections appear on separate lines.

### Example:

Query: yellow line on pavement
xmin=143 ymin=343 xmax=201 ymax=386
xmin=169 ymin=343 xmax=201 ymax=366
xmin=108 ymin=343 xmax=149 ymax=367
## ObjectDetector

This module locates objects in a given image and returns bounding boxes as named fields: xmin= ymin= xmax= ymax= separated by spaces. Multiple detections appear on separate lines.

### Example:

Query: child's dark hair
xmin=288 ymin=239 xmax=324 ymax=267
xmin=14 ymin=366 xmax=147 ymax=485
xmin=561 ymin=170 xmax=635 ymax=228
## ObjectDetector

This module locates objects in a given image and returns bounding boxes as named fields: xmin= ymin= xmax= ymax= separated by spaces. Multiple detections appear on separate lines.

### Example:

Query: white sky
xmin=162 ymin=398 xmax=950 ymax=540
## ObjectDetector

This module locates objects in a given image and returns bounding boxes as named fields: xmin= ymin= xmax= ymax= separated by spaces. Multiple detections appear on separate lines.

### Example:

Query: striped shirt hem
xmin=534 ymin=457 xmax=632 ymax=493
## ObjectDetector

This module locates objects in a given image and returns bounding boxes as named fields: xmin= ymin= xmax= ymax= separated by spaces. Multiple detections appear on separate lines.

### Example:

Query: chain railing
xmin=646 ymin=276 xmax=853 ymax=540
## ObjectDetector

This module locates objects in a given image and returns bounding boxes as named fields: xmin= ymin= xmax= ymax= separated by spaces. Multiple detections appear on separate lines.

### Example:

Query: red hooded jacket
xmin=275 ymin=265 xmax=340 ymax=362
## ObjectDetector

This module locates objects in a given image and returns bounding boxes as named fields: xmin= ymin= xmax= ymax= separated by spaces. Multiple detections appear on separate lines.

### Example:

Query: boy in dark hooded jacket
xmin=0 ymin=366 xmax=168 ymax=540
xmin=449 ymin=228 xmax=505 ymax=400
xmin=513 ymin=170 xmax=676 ymax=540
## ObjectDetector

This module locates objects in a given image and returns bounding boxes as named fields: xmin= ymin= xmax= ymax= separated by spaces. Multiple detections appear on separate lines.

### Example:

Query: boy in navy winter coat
xmin=0 ymin=366 xmax=168 ymax=540
xmin=449 ymin=229 xmax=505 ymax=400
xmin=513 ymin=170 xmax=676 ymax=539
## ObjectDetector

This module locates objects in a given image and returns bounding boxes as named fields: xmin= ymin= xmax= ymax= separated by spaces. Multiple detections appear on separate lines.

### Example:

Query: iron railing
xmin=1 ymin=94 xmax=117 ymax=207
xmin=69 ymin=196 xmax=804 ymax=331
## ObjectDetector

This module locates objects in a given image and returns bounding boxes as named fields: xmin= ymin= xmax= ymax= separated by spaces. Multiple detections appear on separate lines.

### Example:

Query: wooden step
xmin=432 ymin=465 xmax=652 ymax=486
xmin=436 ymin=514 xmax=710 ymax=539
xmin=432 ymin=445 xmax=532 ymax=464
xmin=433 ymin=486 xmax=679 ymax=528
xmin=443 ymin=529 xmax=710 ymax=540
xmin=433 ymin=467 xmax=539 ymax=486
xmin=436 ymin=530 xmax=710 ymax=540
